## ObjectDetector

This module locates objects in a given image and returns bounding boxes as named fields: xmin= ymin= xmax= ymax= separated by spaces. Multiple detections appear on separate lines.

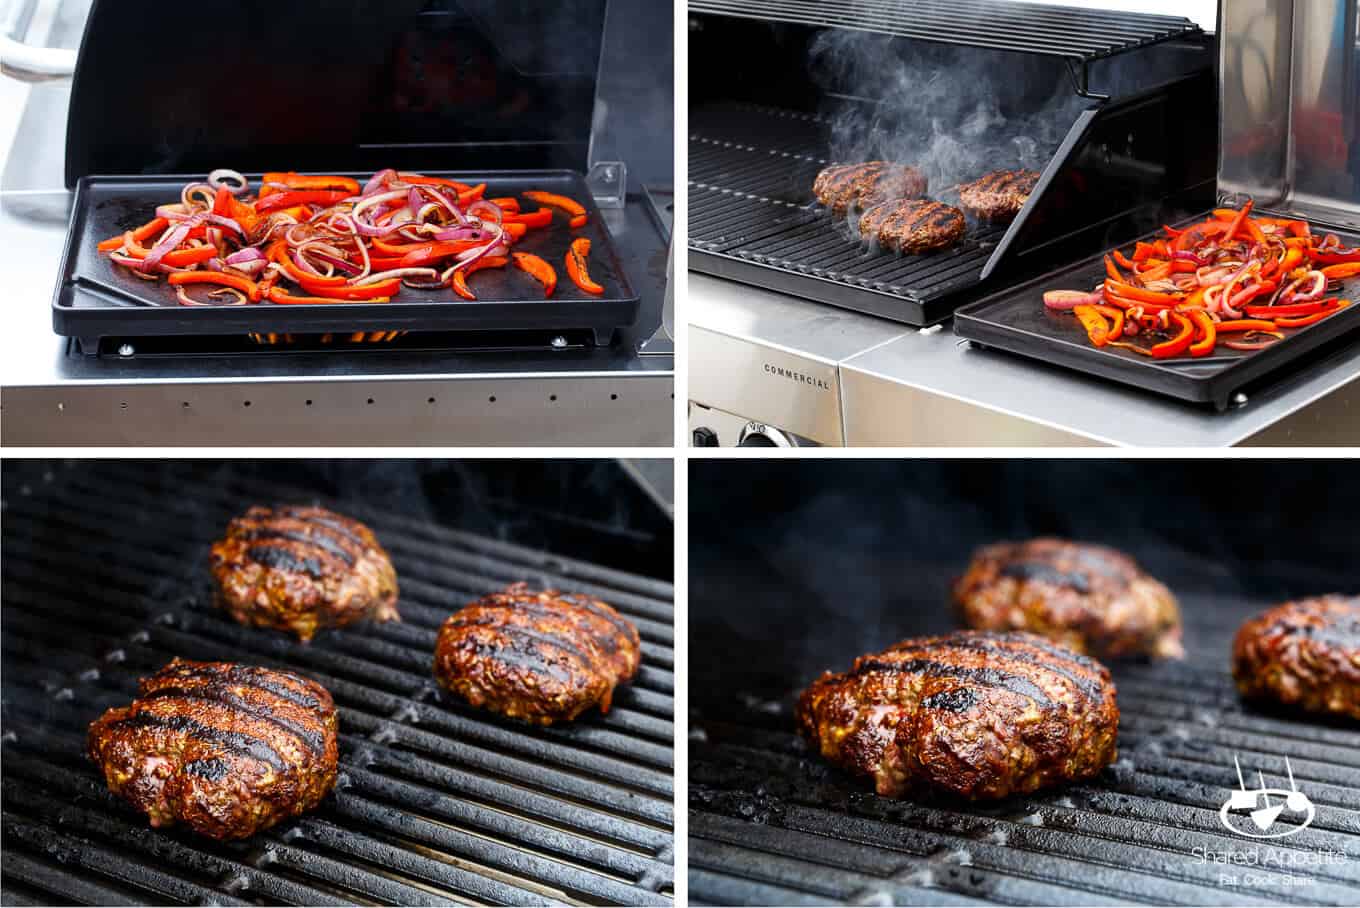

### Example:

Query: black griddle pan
xmin=955 ymin=216 xmax=1360 ymax=410
xmin=52 ymin=170 xmax=638 ymax=350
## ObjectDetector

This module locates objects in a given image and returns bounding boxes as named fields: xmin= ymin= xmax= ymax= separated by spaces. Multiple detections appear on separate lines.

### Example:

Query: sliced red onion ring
xmin=432 ymin=226 xmax=488 ymax=242
xmin=1291 ymin=270 xmax=1327 ymax=303
xmin=225 ymin=247 xmax=265 ymax=266
xmin=310 ymin=251 xmax=361 ymax=276
xmin=362 ymin=169 xmax=397 ymax=197
xmin=467 ymin=200 xmax=502 ymax=227
xmin=140 ymin=213 xmax=205 ymax=272
xmin=208 ymin=168 xmax=248 ymax=195
xmin=351 ymin=267 xmax=438 ymax=286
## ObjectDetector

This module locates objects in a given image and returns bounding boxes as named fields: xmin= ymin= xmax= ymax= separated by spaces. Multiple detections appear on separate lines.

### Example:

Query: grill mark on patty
xmin=920 ymin=636 xmax=1106 ymax=701
xmin=245 ymin=543 xmax=327 ymax=578
xmin=275 ymin=507 xmax=371 ymax=548
xmin=449 ymin=614 xmax=597 ymax=667
xmin=559 ymin=594 xmax=637 ymax=642
xmin=454 ymin=635 xmax=577 ymax=683
xmin=851 ymin=656 xmax=1054 ymax=708
xmin=1268 ymin=616 xmax=1360 ymax=648
xmin=1000 ymin=560 xmax=1093 ymax=593
xmin=470 ymin=598 xmax=630 ymax=647
xmin=140 ymin=686 xmax=326 ymax=756
xmin=235 ymin=526 xmax=357 ymax=565
xmin=166 ymin=663 xmax=324 ymax=712
xmin=184 ymin=758 xmax=232 ymax=781
xmin=920 ymin=687 xmax=979 ymax=712
xmin=107 ymin=712 xmax=290 ymax=771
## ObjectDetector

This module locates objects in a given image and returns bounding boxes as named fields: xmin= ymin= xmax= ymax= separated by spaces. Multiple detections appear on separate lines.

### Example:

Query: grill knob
xmin=692 ymin=427 xmax=720 ymax=447
xmin=736 ymin=422 xmax=794 ymax=447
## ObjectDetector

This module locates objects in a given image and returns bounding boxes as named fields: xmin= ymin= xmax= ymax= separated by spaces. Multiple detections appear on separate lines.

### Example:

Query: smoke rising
xmin=807 ymin=32 xmax=1087 ymax=197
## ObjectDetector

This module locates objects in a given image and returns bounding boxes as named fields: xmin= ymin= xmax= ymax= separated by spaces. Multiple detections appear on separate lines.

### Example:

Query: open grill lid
xmin=64 ymin=0 xmax=608 ymax=187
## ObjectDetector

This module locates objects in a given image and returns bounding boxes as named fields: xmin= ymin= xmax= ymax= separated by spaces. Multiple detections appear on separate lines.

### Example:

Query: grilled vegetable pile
xmin=1044 ymin=202 xmax=1358 ymax=358
xmin=97 ymin=169 xmax=606 ymax=304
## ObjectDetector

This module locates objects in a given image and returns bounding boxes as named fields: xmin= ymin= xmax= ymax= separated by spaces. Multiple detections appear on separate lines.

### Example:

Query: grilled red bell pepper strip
xmin=504 ymin=209 xmax=554 ymax=228
xmin=523 ymin=190 xmax=588 ymax=228
xmin=1215 ymin=319 xmax=1278 ymax=333
xmin=98 ymin=216 xmax=169 ymax=252
xmin=565 ymin=237 xmax=605 ymax=295
xmin=398 ymin=240 xmax=487 ymax=268
xmin=167 ymin=270 xmax=262 ymax=302
xmin=1187 ymin=309 xmax=1216 ymax=357
xmin=120 ymin=238 xmax=217 ymax=267
xmin=1321 ymin=262 xmax=1360 ymax=280
xmin=268 ymin=241 xmax=346 ymax=286
xmin=1223 ymin=200 xmax=1254 ymax=243
xmin=511 ymin=252 xmax=557 ymax=298
xmin=457 ymin=183 xmax=487 ymax=206
xmin=1105 ymin=280 xmax=1182 ymax=305
xmin=1245 ymin=301 xmax=1333 ymax=318
xmin=502 ymin=222 xmax=529 ymax=242
xmin=450 ymin=256 xmax=509 ymax=301
xmin=490 ymin=197 xmax=520 ymax=213
xmin=267 ymin=286 xmax=391 ymax=305
xmin=262 ymin=172 xmax=361 ymax=195
xmin=255 ymin=189 xmax=352 ymax=213
xmin=1073 ymin=305 xmax=1113 ymax=346
xmin=1150 ymin=312 xmax=1194 ymax=358
xmin=1272 ymin=300 xmax=1350 ymax=327
xmin=295 ymin=278 xmax=402 ymax=300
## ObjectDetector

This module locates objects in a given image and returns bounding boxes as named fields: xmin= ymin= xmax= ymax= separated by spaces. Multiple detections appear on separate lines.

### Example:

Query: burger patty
xmin=858 ymin=199 xmax=966 ymax=254
xmin=1232 ymin=596 xmax=1360 ymax=721
xmin=813 ymin=161 xmax=926 ymax=215
xmin=797 ymin=631 xmax=1118 ymax=800
xmin=953 ymin=538 xmax=1183 ymax=660
xmin=434 ymin=582 xmax=642 ymax=725
xmin=210 ymin=505 xmax=399 ymax=642
xmin=958 ymin=169 xmax=1040 ymax=221
xmin=87 ymin=660 xmax=339 ymax=840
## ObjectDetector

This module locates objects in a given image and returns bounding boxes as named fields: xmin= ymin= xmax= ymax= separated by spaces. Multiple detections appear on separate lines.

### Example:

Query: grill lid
xmin=64 ymin=0 xmax=608 ymax=187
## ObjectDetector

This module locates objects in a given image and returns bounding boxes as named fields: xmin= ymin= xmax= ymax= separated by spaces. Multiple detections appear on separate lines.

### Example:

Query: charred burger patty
xmin=814 ymin=161 xmax=927 ymax=215
xmin=798 ymin=631 xmax=1118 ymax=800
xmin=1233 ymin=595 xmax=1360 ymax=721
xmin=858 ymin=199 xmax=966 ymax=254
xmin=953 ymin=538 xmax=1183 ymax=660
xmin=958 ymin=169 xmax=1040 ymax=221
xmin=210 ymin=505 xmax=399 ymax=642
xmin=87 ymin=660 xmax=338 ymax=840
xmin=434 ymin=582 xmax=641 ymax=725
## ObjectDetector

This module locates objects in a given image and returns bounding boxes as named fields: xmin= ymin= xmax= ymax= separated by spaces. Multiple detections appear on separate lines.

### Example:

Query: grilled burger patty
xmin=1233 ymin=596 xmax=1360 ymax=721
xmin=953 ymin=539 xmax=1183 ymax=660
xmin=434 ymin=582 xmax=641 ymax=725
xmin=858 ymin=199 xmax=966 ymax=254
xmin=210 ymin=505 xmax=399 ymax=642
xmin=87 ymin=660 xmax=339 ymax=840
xmin=814 ymin=161 xmax=927 ymax=215
xmin=958 ymin=169 xmax=1040 ymax=221
xmin=798 ymin=631 xmax=1118 ymax=799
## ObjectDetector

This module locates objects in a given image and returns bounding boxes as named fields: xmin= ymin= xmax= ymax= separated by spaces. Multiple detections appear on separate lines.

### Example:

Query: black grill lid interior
xmin=65 ymin=0 xmax=606 ymax=187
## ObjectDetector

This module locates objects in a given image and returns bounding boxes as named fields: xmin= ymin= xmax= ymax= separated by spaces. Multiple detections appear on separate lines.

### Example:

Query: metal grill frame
xmin=689 ymin=105 xmax=1009 ymax=326
xmin=689 ymin=592 xmax=1360 ymax=906
xmin=1 ymin=461 xmax=675 ymax=907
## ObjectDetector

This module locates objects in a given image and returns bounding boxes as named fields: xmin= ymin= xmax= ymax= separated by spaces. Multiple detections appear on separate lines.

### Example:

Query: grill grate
xmin=689 ymin=595 xmax=1360 ymax=906
xmin=687 ymin=0 xmax=1200 ymax=96
xmin=689 ymin=104 xmax=1009 ymax=325
xmin=1 ymin=462 xmax=674 ymax=907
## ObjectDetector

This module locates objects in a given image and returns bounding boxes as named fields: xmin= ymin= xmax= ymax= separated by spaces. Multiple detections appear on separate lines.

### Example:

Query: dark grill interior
xmin=689 ymin=460 xmax=1360 ymax=907
xmin=1 ymin=461 xmax=674 ymax=906
xmin=689 ymin=104 xmax=1008 ymax=323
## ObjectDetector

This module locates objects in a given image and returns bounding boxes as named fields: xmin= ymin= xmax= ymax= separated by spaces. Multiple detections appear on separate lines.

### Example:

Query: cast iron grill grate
xmin=687 ymin=0 xmax=1200 ymax=96
xmin=689 ymin=104 xmax=1010 ymax=324
xmin=1 ymin=462 xmax=674 ymax=906
xmin=689 ymin=594 xmax=1360 ymax=906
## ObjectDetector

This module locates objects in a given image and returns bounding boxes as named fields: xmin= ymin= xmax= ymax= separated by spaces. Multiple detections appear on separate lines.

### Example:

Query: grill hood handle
xmin=0 ymin=33 xmax=75 ymax=81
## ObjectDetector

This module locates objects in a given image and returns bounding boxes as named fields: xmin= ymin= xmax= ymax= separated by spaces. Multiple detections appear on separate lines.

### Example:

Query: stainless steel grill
xmin=1 ymin=461 xmax=674 ymax=906
xmin=689 ymin=592 xmax=1360 ymax=906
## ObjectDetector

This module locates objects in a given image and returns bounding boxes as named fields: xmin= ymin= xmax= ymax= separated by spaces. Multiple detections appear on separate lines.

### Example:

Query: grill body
xmin=1 ymin=460 xmax=674 ymax=906
xmin=688 ymin=459 xmax=1360 ymax=906
xmin=687 ymin=1 xmax=1212 ymax=325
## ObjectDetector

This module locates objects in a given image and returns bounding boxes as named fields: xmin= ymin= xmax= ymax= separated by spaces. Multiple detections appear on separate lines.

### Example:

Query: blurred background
xmin=689 ymin=458 xmax=1357 ymax=706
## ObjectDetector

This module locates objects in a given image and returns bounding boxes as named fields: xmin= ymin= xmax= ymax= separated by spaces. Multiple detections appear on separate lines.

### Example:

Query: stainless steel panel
xmin=689 ymin=324 xmax=847 ymax=444
xmin=0 ymin=374 xmax=674 ymax=446
xmin=1219 ymin=0 xmax=1360 ymax=227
